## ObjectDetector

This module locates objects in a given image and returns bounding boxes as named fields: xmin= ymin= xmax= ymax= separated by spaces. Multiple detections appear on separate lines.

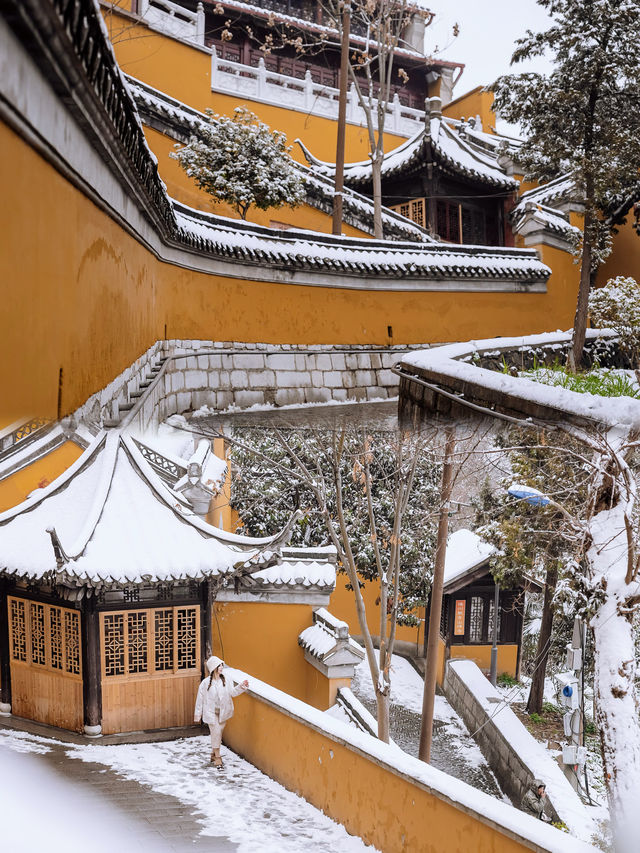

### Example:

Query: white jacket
xmin=194 ymin=675 xmax=246 ymax=725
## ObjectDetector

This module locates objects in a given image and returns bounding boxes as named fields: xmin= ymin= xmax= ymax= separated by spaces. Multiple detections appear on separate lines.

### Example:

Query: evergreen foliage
xmin=230 ymin=426 xmax=440 ymax=623
xmin=491 ymin=0 xmax=640 ymax=365
xmin=589 ymin=276 xmax=640 ymax=367
xmin=170 ymin=107 xmax=305 ymax=219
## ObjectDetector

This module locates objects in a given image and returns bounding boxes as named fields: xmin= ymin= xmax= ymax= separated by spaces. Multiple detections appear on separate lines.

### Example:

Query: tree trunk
xmin=526 ymin=562 xmax=557 ymax=715
xmin=568 ymin=207 xmax=594 ymax=371
xmin=371 ymin=154 xmax=383 ymax=240
xmin=419 ymin=427 xmax=455 ymax=762
xmin=376 ymin=689 xmax=390 ymax=743
xmin=589 ymin=503 xmax=640 ymax=852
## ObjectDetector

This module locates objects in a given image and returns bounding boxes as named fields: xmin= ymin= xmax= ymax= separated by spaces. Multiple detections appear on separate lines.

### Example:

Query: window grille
xmin=487 ymin=599 xmax=502 ymax=642
xmin=9 ymin=598 xmax=26 ymax=662
xmin=101 ymin=606 xmax=200 ymax=680
xmin=8 ymin=597 xmax=81 ymax=678
xmin=393 ymin=197 xmax=426 ymax=229
xmin=469 ymin=596 xmax=484 ymax=643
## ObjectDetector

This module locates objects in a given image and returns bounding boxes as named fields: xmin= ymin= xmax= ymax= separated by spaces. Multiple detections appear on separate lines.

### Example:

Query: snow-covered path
xmin=0 ymin=728 xmax=377 ymax=853
xmin=351 ymin=655 xmax=507 ymax=800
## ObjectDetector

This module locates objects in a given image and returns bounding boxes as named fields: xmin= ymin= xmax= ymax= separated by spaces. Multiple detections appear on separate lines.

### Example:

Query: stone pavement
xmin=1 ymin=720 xmax=237 ymax=852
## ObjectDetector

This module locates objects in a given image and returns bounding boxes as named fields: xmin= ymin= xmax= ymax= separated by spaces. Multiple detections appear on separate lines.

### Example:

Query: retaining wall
xmin=223 ymin=667 xmax=596 ymax=853
xmin=443 ymin=659 xmax=594 ymax=840
xmin=74 ymin=339 xmax=427 ymax=433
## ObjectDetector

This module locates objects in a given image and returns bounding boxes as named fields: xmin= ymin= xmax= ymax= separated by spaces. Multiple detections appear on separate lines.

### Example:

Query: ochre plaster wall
xmin=224 ymin=689 xmax=551 ymax=853
xmin=0 ymin=441 xmax=84 ymax=511
xmin=101 ymin=10 xmax=409 ymax=164
xmin=442 ymin=86 xmax=497 ymax=132
xmin=596 ymin=219 xmax=640 ymax=286
xmin=449 ymin=643 xmax=519 ymax=679
xmin=212 ymin=600 xmax=323 ymax=705
xmin=2 ymin=118 xmax=581 ymax=421
xmin=330 ymin=575 xmax=423 ymax=648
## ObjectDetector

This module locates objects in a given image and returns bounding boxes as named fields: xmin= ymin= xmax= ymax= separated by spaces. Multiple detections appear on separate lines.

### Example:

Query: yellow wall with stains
xmin=2 ymin=117 xmax=582 ymax=422
xmin=224 ymin=686 xmax=551 ymax=853
xmin=0 ymin=441 xmax=84 ymax=511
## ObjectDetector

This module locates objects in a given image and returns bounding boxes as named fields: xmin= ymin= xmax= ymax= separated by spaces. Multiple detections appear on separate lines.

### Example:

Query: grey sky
xmin=426 ymin=0 xmax=554 ymax=95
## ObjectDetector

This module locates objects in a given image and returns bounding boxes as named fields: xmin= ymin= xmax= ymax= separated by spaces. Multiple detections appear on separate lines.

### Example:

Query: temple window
xmin=8 ymin=596 xmax=81 ymax=677
xmin=100 ymin=606 xmax=200 ymax=679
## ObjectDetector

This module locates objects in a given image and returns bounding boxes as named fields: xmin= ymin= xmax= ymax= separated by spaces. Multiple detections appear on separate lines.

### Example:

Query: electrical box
xmin=563 ymin=712 xmax=573 ymax=737
xmin=563 ymin=744 xmax=587 ymax=766
xmin=565 ymin=644 xmax=583 ymax=671
xmin=555 ymin=672 xmax=580 ymax=710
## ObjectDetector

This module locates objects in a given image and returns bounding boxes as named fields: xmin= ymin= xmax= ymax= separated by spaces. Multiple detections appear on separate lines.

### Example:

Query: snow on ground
xmin=0 ymin=736 xmax=170 ymax=853
xmin=65 ymin=736 xmax=378 ymax=853
xmin=351 ymin=654 xmax=497 ymax=776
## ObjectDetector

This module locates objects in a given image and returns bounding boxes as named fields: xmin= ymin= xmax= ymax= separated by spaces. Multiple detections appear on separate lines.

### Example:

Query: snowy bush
xmin=589 ymin=276 xmax=640 ymax=367
xmin=170 ymin=107 xmax=305 ymax=219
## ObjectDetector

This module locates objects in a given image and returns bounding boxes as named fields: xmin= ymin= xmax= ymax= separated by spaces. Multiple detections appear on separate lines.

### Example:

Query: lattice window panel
xmin=487 ymin=599 xmax=502 ymax=643
xmin=9 ymin=598 xmax=26 ymax=662
xmin=101 ymin=606 xmax=199 ymax=680
xmin=176 ymin=607 xmax=197 ymax=671
xmin=30 ymin=603 xmax=46 ymax=666
xmin=8 ymin=597 xmax=81 ymax=678
xmin=50 ymin=607 xmax=63 ymax=670
xmin=103 ymin=614 xmax=125 ymax=677
xmin=64 ymin=610 xmax=81 ymax=675
xmin=393 ymin=198 xmax=426 ymax=229
xmin=154 ymin=609 xmax=174 ymax=672
xmin=469 ymin=596 xmax=484 ymax=643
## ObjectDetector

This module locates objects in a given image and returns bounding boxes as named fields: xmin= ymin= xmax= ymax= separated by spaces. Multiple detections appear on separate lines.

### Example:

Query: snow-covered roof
xmin=300 ymin=116 xmax=518 ymax=190
xmin=0 ymin=430 xmax=285 ymax=588
xmin=243 ymin=547 xmax=337 ymax=592
xmin=176 ymin=203 xmax=550 ymax=284
xmin=443 ymin=529 xmax=495 ymax=590
xmin=298 ymin=607 xmax=364 ymax=670
xmin=516 ymin=174 xmax=576 ymax=211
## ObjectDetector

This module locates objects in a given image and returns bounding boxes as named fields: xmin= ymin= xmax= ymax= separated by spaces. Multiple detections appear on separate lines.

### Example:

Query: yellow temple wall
xmin=223 ymin=677 xmax=562 ymax=853
xmin=442 ymin=86 xmax=497 ymax=132
xmin=0 ymin=441 xmax=84 ymax=512
xmin=101 ymin=7 xmax=409 ymax=165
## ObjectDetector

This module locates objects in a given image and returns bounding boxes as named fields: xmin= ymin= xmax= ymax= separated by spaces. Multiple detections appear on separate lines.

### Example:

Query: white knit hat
xmin=206 ymin=655 xmax=224 ymax=674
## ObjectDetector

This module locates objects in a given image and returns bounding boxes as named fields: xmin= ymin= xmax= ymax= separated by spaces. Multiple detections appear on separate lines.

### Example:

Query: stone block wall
xmin=76 ymin=339 xmax=431 ymax=433
xmin=443 ymin=660 xmax=565 ymax=823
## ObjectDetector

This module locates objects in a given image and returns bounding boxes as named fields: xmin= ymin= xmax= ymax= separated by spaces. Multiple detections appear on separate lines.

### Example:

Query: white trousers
xmin=208 ymin=718 xmax=225 ymax=749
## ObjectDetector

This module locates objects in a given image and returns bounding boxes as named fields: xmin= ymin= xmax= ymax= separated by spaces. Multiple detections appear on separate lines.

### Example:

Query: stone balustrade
xmin=211 ymin=50 xmax=425 ymax=135
xmin=139 ymin=0 xmax=205 ymax=45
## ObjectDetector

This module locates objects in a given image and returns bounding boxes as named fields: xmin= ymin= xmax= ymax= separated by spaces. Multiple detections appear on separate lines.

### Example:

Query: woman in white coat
xmin=194 ymin=655 xmax=249 ymax=768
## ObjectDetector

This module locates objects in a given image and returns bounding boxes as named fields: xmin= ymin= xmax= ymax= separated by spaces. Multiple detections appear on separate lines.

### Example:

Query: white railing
xmin=211 ymin=50 xmax=425 ymax=136
xmin=139 ymin=0 xmax=205 ymax=46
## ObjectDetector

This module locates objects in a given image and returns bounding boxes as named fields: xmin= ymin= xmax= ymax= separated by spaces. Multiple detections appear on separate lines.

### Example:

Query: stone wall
xmin=74 ymin=339 xmax=430 ymax=433
xmin=443 ymin=659 xmax=593 ymax=837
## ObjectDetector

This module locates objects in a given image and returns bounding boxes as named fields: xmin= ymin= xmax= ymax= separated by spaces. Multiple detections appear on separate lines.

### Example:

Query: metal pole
xmin=489 ymin=582 xmax=500 ymax=686
xmin=332 ymin=0 xmax=351 ymax=235
xmin=419 ymin=427 xmax=455 ymax=763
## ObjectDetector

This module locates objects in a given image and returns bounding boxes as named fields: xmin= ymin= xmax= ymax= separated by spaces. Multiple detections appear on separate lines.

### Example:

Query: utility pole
xmin=332 ymin=0 xmax=351 ymax=235
xmin=558 ymin=616 xmax=586 ymax=791
xmin=489 ymin=581 xmax=500 ymax=686
xmin=419 ymin=427 xmax=455 ymax=763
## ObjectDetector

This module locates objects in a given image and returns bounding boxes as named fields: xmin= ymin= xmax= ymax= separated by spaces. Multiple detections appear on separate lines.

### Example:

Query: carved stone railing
xmin=139 ymin=0 xmax=205 ymax=45
xmin=0 ymin=418 xmax=51 ymax=462
xmin=211 ymin=49 xmax=425 ymax=135
xmin=132 ymin=438 xmax=187 ymax=484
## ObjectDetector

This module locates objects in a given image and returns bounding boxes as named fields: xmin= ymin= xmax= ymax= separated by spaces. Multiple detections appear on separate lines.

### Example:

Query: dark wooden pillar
xmin=81 ymin=593 xmax=102 ymax=735
xmin=202 ymin=580 xmax=212 ymax=670
xmin=0 ymin=580 xmax=11 ymax=713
